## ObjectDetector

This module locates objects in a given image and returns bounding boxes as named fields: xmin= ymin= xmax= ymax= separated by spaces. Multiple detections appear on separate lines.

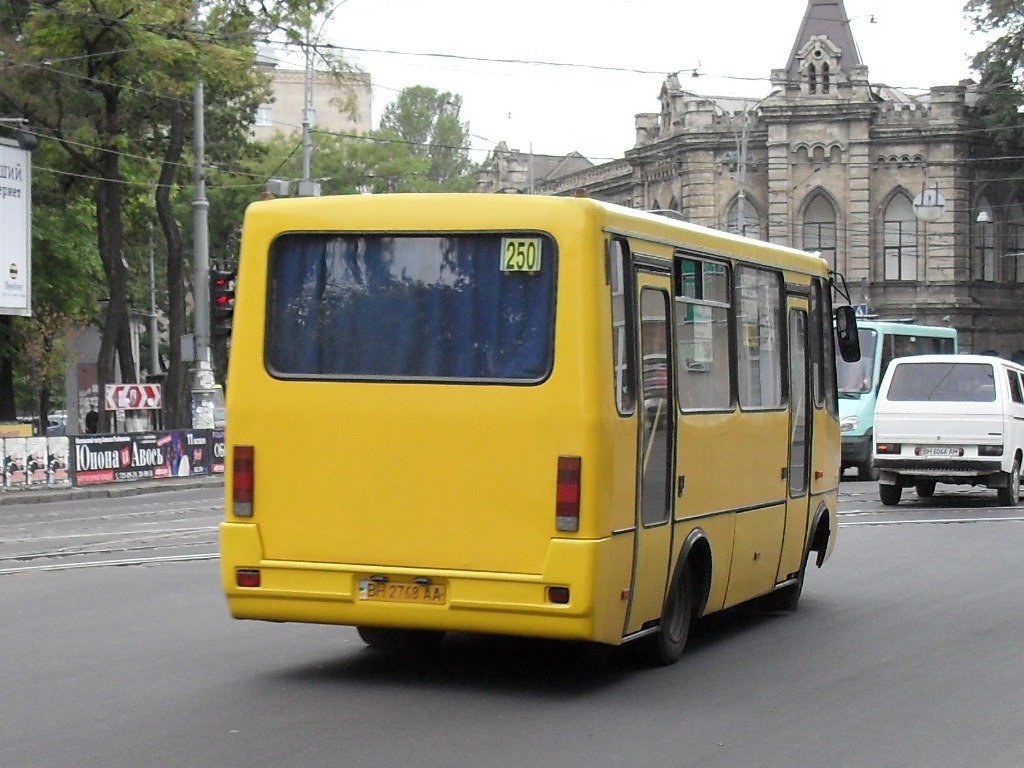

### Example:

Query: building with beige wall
xmin=250 ymin=53 xmax=372 ymax=143
xmin=478 ymin=0 xmax=1024 ymax=359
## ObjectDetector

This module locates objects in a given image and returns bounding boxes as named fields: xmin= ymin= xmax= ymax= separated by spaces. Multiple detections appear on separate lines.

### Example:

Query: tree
xmin=967 ymin=0 xmax=1024 ymax=153
xmin=0 ymin=0 xmax=335 ymax=429
xmin=378 ymin=86 xmax=477 ymax=190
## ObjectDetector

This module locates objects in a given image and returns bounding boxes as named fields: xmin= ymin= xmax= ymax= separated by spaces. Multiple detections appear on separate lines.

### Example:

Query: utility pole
xmin=733 ymin=106 xmax=751 ymax=236
xmin=191 ymin=9 xmax=212 ymax=405
xmin=298 ymin=23 xmax=321 ymax=197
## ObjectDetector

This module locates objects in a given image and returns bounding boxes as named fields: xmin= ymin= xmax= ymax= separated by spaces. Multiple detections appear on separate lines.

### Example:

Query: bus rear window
xmin=265 ymin=232 xmax=557 ymax=381
xmin=886 ymin=362 xmax=996 ymax=402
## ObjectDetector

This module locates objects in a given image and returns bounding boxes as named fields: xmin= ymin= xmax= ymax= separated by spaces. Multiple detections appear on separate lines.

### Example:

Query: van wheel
xmin=879 ymin=483 xmax=902 ymax=506
xmin=356 ymin=626 xmax=445 ymax=653
xmin=641 ymin=567 xmax=694 ymax=666
xmin=915 ymin=481 xmax=936 ymax=498
xmin=857 ymin=453 xmax=879 ymax=481
xmin=996 ymin=458 xmax=1021 ymax=506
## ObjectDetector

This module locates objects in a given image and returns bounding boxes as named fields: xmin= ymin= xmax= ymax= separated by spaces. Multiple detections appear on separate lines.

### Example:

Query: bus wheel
xmin=879 ymin=483 xmax=902 ymax=506
xmin=915 ymin=480 xmax=936 ymax=498
xmin=642 ymin=567 xmax=694 ymax=667
xmin=356 ymin=626 xmax=445 ymax=653
xmin=996 ymin=458 xmax=1021 ymax=506
xmin=757 ymin=551 xmax=807 ymax=613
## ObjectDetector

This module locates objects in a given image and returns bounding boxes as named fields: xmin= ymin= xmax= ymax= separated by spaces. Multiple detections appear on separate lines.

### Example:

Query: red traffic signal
xmin=210 ymin=268 xmax=236 ymax=333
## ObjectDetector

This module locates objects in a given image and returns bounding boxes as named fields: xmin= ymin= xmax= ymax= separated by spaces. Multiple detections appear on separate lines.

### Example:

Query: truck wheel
xmin=996 ymin=458 xmax=1021 ymax=506
xmin=879 ymin=483 xmax=902 ymax=506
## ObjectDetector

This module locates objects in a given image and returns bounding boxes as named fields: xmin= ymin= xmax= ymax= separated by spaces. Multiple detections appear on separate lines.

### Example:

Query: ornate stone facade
xmin=478 ymin=0 xmax=1024 ymax=359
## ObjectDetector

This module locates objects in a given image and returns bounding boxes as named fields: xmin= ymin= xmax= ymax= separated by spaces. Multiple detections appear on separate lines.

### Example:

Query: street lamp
xmin=0 ymin=117 xmax=37 ymax=151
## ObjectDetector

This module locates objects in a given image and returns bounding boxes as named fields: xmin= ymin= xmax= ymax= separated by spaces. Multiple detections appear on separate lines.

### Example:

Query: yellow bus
xmin=220 ymin=193 xmax=860 ymax=665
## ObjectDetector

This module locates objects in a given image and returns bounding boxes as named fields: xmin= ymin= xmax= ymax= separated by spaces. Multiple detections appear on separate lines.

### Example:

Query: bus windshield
xmin=836 ymin=328 xmax=877 ymax=395
xmin=266 ymin=232 xmax=557 ymax=382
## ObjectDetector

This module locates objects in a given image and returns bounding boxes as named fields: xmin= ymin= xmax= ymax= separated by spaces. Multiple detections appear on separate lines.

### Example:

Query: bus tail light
xmin=233 ymin=445 xmax=254 ymax=517
xmin=875 ymin=443 xmax=901 ymax=455
xmin=556 ymin=455 xmax=582 ymax=532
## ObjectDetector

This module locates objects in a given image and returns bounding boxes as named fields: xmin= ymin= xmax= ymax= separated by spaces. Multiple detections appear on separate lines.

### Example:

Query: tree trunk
xmin=94 ymin=157 xmax=134 ymax=432
xmin=157 ymin=102 xmax=189 ymax=428
xmin=0 ymin=317 xmax=16 ymax=421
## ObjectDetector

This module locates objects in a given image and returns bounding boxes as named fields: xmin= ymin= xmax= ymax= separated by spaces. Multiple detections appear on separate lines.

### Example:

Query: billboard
xmin=0 ymin=138 xmax=30 ymax=316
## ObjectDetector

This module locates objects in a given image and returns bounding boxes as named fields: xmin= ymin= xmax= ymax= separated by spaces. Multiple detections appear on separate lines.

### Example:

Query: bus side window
xmin=609 ymin=238 xmax=636 ymax=414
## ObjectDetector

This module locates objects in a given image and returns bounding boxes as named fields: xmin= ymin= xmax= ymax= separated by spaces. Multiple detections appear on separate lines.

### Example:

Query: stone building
xmin=250 ymin=48 xmax=371 ymax=143
xmin=478 ymin=0 xmax=1024 ymax=359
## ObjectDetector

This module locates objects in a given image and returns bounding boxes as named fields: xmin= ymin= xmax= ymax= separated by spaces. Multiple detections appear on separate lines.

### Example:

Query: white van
xmin=873 ymin=354 xmax=1024 ymax=506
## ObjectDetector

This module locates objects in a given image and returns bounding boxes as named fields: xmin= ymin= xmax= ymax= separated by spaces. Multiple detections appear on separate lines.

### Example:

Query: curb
xmin=0 ymin=474 xmax=224 ymax=505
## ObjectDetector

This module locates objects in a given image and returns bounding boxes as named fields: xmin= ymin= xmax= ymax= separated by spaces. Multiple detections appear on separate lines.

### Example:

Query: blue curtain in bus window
xmin=267 ymin=234 xmax=556 ymax=380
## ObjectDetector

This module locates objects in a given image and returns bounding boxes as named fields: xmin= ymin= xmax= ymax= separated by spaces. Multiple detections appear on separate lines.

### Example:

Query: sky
xmin=311 ymin=0 xmax=987 ymax=163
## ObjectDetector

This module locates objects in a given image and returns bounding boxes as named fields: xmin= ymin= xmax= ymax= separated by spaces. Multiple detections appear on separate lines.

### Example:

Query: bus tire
xmin=879 ymin=482 xmax=902 ymax=506
xmin=641 ymin=566 xmax=694 ymax=667
xmin=996 ymin=457 xmax=1021 ymax=506
xmin=356 ymin=626 xmax=445 ymax=653
xmin=757 ymin=550 xmax=808 ymax=613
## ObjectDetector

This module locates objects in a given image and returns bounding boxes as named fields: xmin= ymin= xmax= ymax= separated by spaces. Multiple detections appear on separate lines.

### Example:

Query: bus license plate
xmin=358 ymin=579 xmax=447 ymax=605
xmin=916 ymin=446 xmax=963 ymax=457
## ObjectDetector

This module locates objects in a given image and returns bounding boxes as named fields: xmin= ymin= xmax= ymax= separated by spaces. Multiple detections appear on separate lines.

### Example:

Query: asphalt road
xmin=1 ymin=479 xmax=1022 ymax=768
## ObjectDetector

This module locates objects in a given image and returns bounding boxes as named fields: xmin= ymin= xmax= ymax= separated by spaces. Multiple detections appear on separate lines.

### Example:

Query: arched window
xmin=975 ymin=195 xmax=995 ymax=281
xmin=725 ymin=196 xmax=762 ymax=240
xmin=884 ymin=195 xmax=917 ymax=280
xmin=807 ymin=63 xmax=817 ymax=94
xmin=822 ymin=63 xmax=831 ymax=94
xmin=802 ymin=194 xmax=836 ymax=270
xmin=1007 ymin=200 xmax=1024 ymax=283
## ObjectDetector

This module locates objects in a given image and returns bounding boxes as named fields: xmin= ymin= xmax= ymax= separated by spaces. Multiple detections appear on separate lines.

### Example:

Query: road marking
xmin=841 ymin=515 xmax=1024 ymax=526
xmin=0 ymin=552 xmax=218 ymax=575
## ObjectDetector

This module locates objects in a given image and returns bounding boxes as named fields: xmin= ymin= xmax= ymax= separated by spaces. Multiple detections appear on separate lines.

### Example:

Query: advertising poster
xmin=25 ymin=436 xmax=47 ymax=484
xmin=0 ymin=140 xmax=31 ymax=316
xmin=3 ymin=437 xmax=27 ymax=486
xmin=72 ymin=433 xmax=171 ymax=484
xmin=157 ymin=429 xmax=210 ymax=477
xmin=47 ymin=437 xmax=70 ymax=485
xmin=211 ymin=429 xmax=225 ymax=473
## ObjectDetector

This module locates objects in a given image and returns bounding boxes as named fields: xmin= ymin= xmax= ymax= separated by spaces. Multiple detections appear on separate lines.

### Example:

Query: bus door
xmin=624 ymin=275 xmax=677 ymax=635
xmin=779 ymin=298 xmax=812 ymax=583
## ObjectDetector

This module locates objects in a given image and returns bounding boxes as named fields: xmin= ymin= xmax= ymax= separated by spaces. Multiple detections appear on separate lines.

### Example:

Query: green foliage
xmin=967 ymin=0 xmax=1024 ymax=153
xmin=379 ymin=86 xmax=477 ymax=188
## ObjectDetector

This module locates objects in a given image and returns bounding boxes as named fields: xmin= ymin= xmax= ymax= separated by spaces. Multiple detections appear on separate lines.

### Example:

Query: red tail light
xmin=556 ymin=455 xmax=582 ymax=532
xmin=233 ymin=445 xmax=254 ymax=517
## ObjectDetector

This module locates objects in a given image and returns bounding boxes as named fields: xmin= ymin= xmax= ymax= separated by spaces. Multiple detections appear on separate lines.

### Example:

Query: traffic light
xmin=210 ymin=267 xmax=236 ymax=336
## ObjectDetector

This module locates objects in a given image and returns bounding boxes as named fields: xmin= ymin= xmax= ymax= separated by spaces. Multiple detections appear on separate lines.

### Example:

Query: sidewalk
xmin=0 ymin=474 xmax=224 ymax=505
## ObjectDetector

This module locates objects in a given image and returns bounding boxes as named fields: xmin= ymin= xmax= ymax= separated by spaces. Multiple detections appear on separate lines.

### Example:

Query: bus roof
xmin=245 ymin=193 xmax=830 ymax=278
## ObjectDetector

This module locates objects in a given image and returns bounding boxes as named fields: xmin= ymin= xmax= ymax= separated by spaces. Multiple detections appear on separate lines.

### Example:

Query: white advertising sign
xmin=0 ymin=139 xmax=31 ymax=316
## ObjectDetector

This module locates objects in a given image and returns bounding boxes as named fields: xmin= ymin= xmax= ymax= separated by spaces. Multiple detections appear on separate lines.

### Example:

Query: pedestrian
xmin=85 ymin=407 xmax=98 ymax=434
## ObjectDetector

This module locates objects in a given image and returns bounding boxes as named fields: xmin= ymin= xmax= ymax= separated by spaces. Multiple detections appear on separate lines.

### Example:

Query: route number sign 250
xmin=500 ymin=237 xmax=542 ymax=273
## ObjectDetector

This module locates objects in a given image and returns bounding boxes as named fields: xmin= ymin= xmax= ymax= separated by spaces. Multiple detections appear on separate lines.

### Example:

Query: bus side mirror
xmin=835 ymin=306 xmax=861 ymax=362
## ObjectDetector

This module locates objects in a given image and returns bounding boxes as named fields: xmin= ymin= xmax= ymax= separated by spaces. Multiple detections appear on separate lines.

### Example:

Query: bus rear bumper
xmin=220 ymin=522 xmax=629 ymax=645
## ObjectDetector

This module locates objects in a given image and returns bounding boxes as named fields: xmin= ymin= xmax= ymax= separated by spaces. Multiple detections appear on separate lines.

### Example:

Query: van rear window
xmin=265 ymin=233 xmax=556 ymax=382
xmin=887 ymin=362 xmax=996 ymax=402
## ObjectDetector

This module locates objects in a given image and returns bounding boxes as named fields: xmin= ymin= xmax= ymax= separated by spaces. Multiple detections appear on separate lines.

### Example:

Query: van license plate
xmin=916 ymin=446 xmax=963 ymax=457
xmin=358 ymin=579 xmax=446 ymax=605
